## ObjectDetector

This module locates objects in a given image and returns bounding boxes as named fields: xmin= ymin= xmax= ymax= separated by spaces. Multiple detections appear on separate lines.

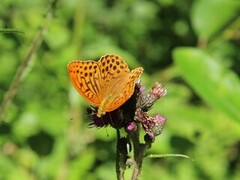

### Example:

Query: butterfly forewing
xmin=104 ymin=67 xmax=143 ymax=112
xmin=68 ymin=60 xmax=102 ymax=106
xmin=98 ymin=55 xmax=129 ymax=87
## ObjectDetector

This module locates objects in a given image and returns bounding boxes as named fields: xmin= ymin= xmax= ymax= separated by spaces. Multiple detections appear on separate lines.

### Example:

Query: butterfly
xmin=67 ymin=54 xmax=143 ymax=117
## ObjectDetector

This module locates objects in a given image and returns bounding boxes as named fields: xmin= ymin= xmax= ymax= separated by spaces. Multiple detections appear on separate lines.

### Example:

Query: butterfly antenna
xmin=108 ymin=112 xmax=114 ymax=126
xmin=105 ymin=127 xmax=109 ymax=137
xmin=101 ymin=116 xmax=109 ymax=137
xmin=69 ymin=115 xmax=81 ymax=121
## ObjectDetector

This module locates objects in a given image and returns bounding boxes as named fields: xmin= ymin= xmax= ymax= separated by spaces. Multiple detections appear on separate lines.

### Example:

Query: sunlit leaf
xmin=173 ymin=47 xmax=240 ymax=123
xmin=191 ymin=0 xmax=240 ymax=39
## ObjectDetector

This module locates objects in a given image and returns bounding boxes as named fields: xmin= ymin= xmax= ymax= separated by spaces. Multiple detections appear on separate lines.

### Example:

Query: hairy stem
xmin=129 ymin=125 xmax=143 ymax=180
xmin=116 ymin=129 xmax=126 ymax=180
xmin=128 ymin=124 xmax=151 ymax=180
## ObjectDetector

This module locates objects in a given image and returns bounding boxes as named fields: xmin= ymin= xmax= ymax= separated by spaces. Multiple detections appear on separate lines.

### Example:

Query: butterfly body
xmin=68 ymin=54 xmax=143 ymax=117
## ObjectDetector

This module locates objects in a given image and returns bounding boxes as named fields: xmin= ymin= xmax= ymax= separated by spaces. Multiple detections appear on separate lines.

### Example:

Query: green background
xmin=0 ymin=0 xmax=240 ymax=179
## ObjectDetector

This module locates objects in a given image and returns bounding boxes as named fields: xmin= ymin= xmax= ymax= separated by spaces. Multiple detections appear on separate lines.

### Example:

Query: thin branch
xmin=0 ymin=28 xmax=25 ymax=34
xmin=0 ymin=0 xmax=59 ymax=121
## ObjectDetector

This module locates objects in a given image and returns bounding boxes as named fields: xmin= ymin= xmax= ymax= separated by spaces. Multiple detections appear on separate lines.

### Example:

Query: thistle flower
xmin=88 ymin=81 xmax=167 ymax=142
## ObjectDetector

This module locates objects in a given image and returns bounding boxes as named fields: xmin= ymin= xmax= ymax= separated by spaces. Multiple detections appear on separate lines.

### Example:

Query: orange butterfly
xmin=68 ymin=54 xmax=143 ymax=117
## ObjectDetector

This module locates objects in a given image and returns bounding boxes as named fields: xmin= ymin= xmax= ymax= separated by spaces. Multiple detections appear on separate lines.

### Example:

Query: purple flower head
xmin=135 ymin=109 xmax=166 ymax=142
xmin=137 ymin=82 xmax=167 ymax=111
xmin=125 ymin=122 xmax=137 ymax=132
xmin=88 ymin=107 xmax=123 ymax=128
xmin=87 ymin=85 xmax=139 ymax=128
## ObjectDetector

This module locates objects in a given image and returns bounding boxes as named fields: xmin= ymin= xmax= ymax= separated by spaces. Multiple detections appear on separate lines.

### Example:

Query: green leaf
xmin=173 ymin=47 xmax=240 ymax=123
xmin=191 ymin=0 xmax=240 ymax=39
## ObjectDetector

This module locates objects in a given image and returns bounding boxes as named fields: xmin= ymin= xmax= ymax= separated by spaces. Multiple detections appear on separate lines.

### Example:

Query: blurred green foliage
xmin=0 ymin=0 xmax=240 ymax=179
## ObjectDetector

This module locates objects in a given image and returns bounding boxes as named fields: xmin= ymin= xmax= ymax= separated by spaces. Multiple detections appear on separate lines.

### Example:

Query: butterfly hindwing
xmin=68 ymin=60 xmax=102 ymax=106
